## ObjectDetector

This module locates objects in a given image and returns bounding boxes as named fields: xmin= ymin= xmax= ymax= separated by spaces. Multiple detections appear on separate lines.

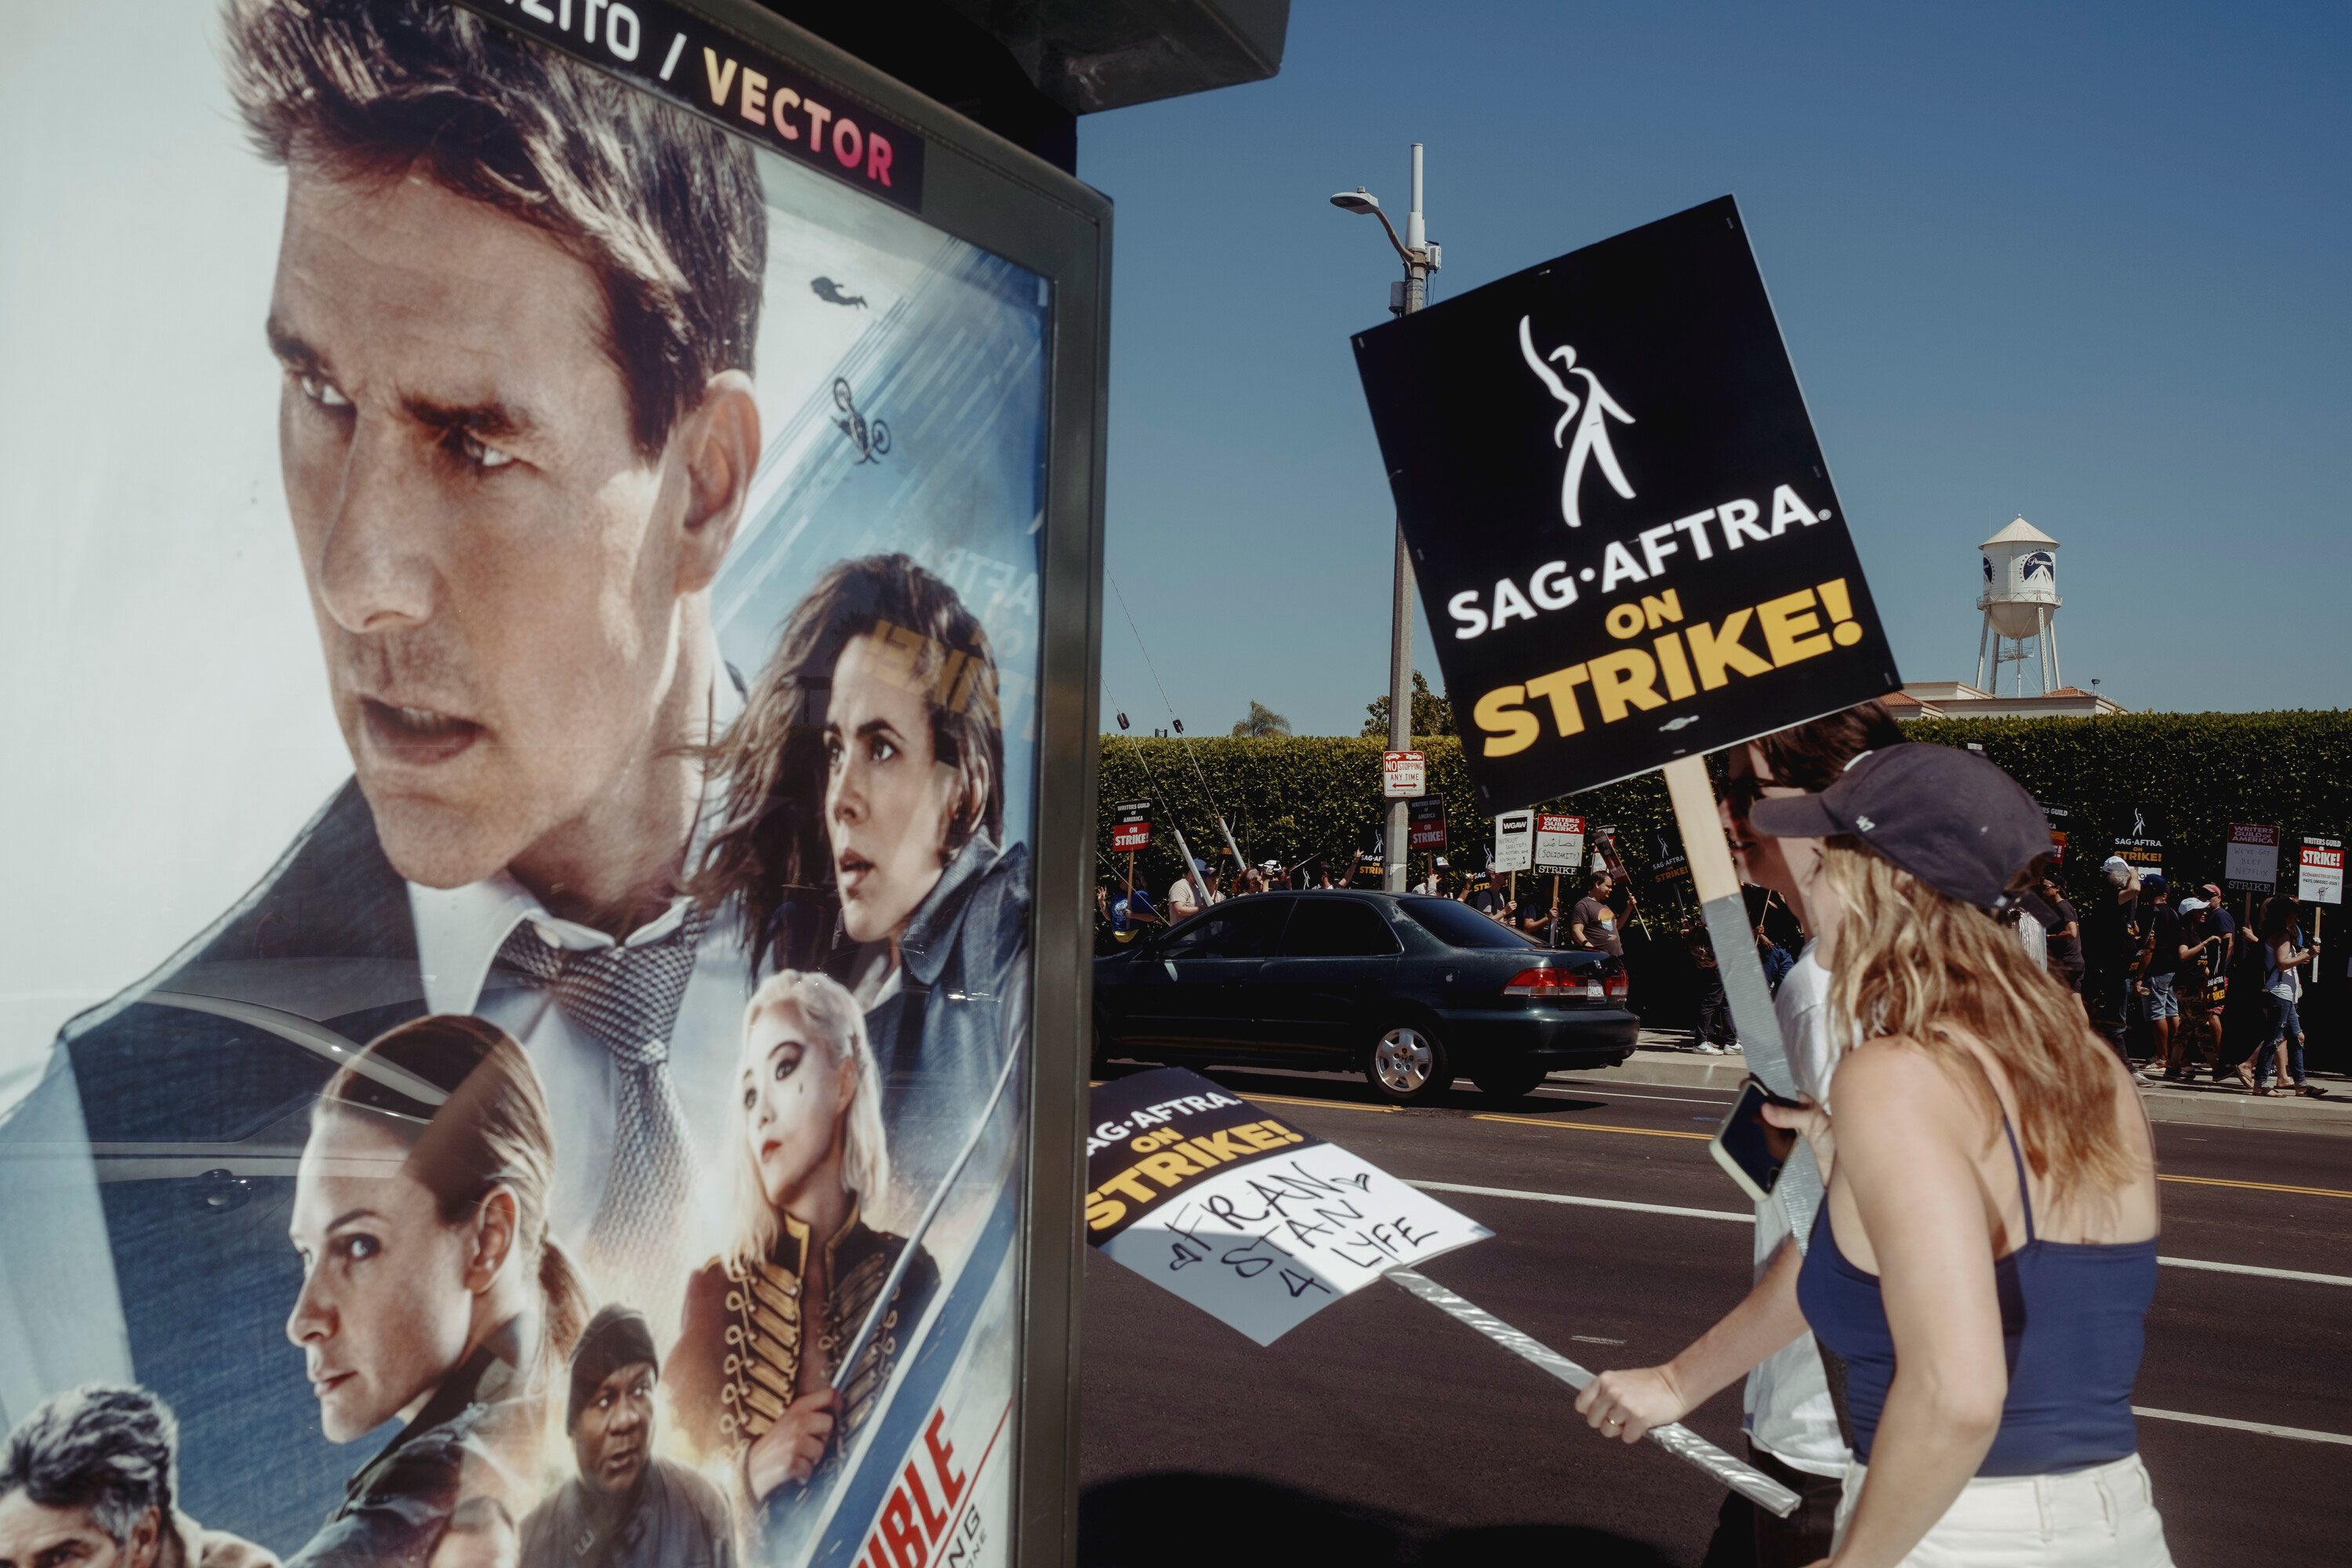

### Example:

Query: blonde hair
xmin=1820 ymin=841 xmax=2136 ymax=1206
xmin=723 ymin=971 xmax=890 ymax=1265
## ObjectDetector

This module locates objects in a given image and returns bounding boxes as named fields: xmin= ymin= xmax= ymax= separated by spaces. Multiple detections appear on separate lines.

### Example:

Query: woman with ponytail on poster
xmin=282 ymin=1014 xmax=589 ymax=1568
xmin=1580 ymin=745 xmax=2171 ymax=1566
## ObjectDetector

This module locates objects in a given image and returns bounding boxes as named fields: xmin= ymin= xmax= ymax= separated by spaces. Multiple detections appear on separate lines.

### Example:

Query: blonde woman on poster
xmin=666 ymin=973 xmax=936 ymax=1517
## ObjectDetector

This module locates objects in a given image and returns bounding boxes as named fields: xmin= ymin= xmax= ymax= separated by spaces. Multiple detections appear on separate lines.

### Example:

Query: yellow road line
xmin=1475 ymin=1112 xmax=1711 ymax=1142
xmin=2159 ymin=1173 xmax=2352 ymax=1200
xmin=1247 ymin=1092 xmax=1396 ymax=1114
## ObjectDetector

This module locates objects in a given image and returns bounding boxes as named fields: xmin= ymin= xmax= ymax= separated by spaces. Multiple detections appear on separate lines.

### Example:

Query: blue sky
xmin=1080 ymin=1 xmax=2349 ymax=736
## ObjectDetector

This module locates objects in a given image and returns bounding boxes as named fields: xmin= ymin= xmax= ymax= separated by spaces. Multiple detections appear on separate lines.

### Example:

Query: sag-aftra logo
xmin=1517 ymin=314 xmax=1636 ymax=532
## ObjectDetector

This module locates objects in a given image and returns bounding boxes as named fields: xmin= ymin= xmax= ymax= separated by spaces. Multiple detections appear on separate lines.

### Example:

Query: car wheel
xmin=1366 ymin=1022 xmax=1454 ymax=1105
xmin=1475 ymin=1061 xmax=1552 ymax=1103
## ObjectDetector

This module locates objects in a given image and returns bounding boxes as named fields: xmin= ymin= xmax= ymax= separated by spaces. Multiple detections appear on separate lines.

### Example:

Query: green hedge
xmin=1907 ymin=711 xmax=2351 ymax=907
xmin=1096 ymin=733 xmax=1679 ymax=901
xmin=1095 ymin=711 xmax=2352 ymax=913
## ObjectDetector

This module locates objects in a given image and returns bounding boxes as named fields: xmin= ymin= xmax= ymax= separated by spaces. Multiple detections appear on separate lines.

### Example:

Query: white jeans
xmin=1834 ymin=1454 xmax=2174 ymax=1566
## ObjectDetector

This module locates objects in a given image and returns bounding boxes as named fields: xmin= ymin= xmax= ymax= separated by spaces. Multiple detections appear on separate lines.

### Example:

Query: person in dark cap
xmin=517 ymin=1308 xmax=735 ymax=1568
xmin=1576 ymin=744 xmax=2172 ymax=1566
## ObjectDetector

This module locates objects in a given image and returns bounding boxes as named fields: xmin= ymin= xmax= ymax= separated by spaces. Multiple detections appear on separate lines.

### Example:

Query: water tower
xmin=1975 ymin=515 xmax=2062 ymax=695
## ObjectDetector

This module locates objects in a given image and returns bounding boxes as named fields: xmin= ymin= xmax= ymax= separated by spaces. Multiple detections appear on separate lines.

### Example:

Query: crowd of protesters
xmin=1094 ymin=852 xmax=1307 ymax=946
xmin=1081 ymin=702 xmax=2350 ymax=1563
xmin=1092 ymin=815 xmax=2336 ymax=1097
xmin=2071 ymin=858 xmax=2328 ymax=1096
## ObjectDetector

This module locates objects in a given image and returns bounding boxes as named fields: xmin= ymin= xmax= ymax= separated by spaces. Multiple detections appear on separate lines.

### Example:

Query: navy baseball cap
xmin=1748 ymin=743 xmax=2050 ymax=911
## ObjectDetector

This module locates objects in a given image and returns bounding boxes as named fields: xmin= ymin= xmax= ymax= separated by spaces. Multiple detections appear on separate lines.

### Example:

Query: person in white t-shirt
xmin=1577 ymin=701 xmax=1900 ymax=1567
xmin=1167 ymin=858 xmax=1213 ymax=926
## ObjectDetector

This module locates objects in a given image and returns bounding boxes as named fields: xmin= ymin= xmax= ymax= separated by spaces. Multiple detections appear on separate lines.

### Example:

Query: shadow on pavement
xmin=1080 ymin=1473 xmax=1680 ymax=1567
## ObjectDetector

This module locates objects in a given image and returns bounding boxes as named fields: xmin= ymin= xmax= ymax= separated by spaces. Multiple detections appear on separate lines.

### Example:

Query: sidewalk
xmin=1579 ymin=1029 xmax=2352 ymax=1139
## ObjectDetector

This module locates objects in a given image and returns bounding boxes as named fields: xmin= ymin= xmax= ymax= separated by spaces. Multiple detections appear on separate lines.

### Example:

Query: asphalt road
xmin=1078 ymin=1065 xmax=2352 ymax=1566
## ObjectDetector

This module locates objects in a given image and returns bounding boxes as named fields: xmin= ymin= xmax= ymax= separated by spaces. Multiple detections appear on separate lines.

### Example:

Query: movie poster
xmin=0 ymin=4 xmax=1045 ymax=1565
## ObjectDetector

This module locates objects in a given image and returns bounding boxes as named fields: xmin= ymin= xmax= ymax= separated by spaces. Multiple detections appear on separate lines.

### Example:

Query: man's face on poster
xmin=266 ymin=162 xmax=699 ymax=889
xmin=572 ymin=1363 xmax=657 ymax=1496
xmin=0 ymin=1490 xmax=160 ymax=1568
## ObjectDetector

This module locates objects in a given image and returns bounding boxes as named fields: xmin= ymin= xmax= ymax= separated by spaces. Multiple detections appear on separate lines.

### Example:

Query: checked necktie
xmin=492 ymin=905 xmax=711 ymax=1308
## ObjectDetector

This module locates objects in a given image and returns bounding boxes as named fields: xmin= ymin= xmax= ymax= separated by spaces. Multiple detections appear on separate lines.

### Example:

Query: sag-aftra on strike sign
xmin=1352 ymin=197 xmax=1900 ymax=812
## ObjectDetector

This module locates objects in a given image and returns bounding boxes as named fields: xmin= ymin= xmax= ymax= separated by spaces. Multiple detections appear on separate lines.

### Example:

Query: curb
xmin=1568 ymin=1044 xmax=2352 ymax=1140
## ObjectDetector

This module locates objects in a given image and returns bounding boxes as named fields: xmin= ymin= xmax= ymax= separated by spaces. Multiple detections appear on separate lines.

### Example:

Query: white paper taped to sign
xmin=1084 ymin=1067 xmax=1489 ymax=1345
xmin=2225 ymin=823 xmax=2279 ymax=891
xmin=1534 ymin=812 xmax=1587 ymax=876
xmin=2300 ymin=838 xmax=2343 ymax=906
xmin=1494 ymin=811 xmax=1534 ymax=873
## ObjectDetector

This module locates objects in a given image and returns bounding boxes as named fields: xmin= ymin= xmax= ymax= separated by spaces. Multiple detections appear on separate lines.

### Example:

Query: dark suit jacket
xmin=19 ymin=781 xmax=430 ymax=1555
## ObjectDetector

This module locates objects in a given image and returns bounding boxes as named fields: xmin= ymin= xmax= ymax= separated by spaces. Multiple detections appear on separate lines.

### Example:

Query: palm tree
xmin=1231 ymin=700 xmax=1292 ymax=739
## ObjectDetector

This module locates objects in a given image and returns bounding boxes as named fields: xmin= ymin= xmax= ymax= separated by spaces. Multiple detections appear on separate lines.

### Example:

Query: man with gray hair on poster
xmin=0 ymin=1385 xmax=273 ymax=1568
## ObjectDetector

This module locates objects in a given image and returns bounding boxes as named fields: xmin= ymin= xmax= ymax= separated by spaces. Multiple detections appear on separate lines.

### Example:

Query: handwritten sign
xmin=1494 ymin=811 xmax=1534 ymax=873
xmin=2224 ymin=823 xmax=2279 ymax=893
xmin=1533 ymin=813 xmax=1586 ymax=876
xmin=1085 ymin=1068 xmax=1488 ymax=1345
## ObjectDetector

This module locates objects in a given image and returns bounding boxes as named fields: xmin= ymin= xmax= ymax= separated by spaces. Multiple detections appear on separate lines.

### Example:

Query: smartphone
xmin=1709 ymin=1076 xmax=1805 ymax=1203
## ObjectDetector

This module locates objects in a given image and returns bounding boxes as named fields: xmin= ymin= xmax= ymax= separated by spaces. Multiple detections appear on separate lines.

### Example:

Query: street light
xmin=1331 ymin=144 xmax=1440 ymax=892
xmin=1327 ymin=187 xmax=1412 ymax=270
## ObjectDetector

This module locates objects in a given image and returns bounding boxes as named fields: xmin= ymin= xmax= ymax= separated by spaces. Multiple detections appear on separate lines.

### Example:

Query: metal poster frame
xmin=524 ymin=5 xmax=1110 ymax=1555
xmin=677 ymin=5 xmax=1114 ymax=1560
xmin=5 ymin=0 xmax=1107 ymax=1560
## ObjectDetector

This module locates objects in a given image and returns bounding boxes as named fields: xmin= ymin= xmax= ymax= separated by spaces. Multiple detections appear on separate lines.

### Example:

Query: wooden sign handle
xmin=1661 ymin=755 xmax=1824 ymax=1246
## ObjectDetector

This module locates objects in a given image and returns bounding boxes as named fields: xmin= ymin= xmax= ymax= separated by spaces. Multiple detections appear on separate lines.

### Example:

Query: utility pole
xmin=1333 ymin=144 xmax=1440 ymax=892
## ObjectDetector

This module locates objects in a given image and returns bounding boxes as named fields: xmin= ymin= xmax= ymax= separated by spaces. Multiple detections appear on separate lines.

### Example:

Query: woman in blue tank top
xmin=1581 ymin=745 xmax=2171 ymax=1566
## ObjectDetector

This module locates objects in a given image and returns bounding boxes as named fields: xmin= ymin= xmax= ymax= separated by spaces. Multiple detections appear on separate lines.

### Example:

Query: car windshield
xmin=1401 ymin=897 xmax=1540 ymax=950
